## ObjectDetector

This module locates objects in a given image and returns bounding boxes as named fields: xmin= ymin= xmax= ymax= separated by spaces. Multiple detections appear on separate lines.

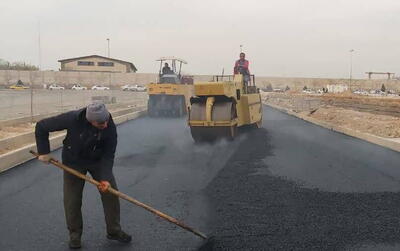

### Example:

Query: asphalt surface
xmin=2 ymin=106 xmax=400 ymax=250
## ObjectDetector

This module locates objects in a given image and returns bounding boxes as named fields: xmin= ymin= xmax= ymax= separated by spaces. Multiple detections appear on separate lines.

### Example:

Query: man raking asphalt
xmin=34 ymin=102 xmax=206 ymax=249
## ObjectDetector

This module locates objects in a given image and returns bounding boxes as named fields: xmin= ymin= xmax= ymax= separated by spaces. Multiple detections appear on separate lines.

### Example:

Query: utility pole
xmin=29 ymin=71 xmax=33 ymax=123
xmin=349 ymin=49 xmax=354 ymax=90
xmin=107 ymin=38 xmax=110 ymax=57
xmin=38 ymin=20 xmax=42 ymax=70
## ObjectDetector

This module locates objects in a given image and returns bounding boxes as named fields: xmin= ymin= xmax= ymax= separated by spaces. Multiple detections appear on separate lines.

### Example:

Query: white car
xmin=91 ymin=85 xmax=110 ymax=90
xmin=121 ymin=84 xmax=136 ymax=91
xmin=49 ymin=84 xmax=65 ymax=90
xmin=136 ymin=85 xmax=146 ymax=92
xmin=71 ymin=84 xmax=87 ymax=90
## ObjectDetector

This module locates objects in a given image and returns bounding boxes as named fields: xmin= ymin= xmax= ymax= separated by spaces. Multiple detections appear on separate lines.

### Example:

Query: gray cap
xmin=86 ymin=102 xmax=110 ymax=123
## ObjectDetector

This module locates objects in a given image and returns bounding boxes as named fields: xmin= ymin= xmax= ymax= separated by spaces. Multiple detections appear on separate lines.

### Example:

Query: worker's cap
xmin=86 ymin=102 xmax=110 ymax=123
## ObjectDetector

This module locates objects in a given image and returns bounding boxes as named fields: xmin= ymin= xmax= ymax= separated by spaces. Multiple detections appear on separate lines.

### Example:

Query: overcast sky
xmin=1 ymin=0 xmax=399 ymax=78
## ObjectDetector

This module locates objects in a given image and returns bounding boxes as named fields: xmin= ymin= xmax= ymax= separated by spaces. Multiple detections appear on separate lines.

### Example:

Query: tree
xmin=303 ymin=85 xmax=308 ymax=90
xmin=381 ymin=84 xmax=386 ymax=92
xmin=285 ymin=85 xmax=290 ymax=91
xmin=0 ymin=58 xmax=38 ymax=71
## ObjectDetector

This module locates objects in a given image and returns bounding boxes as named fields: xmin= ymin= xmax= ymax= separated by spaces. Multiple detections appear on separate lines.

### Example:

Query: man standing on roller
xmin=35 ymin=102 xmax=131 ymax=249
xmin=234 ymin=52 xmax=251 ymax=84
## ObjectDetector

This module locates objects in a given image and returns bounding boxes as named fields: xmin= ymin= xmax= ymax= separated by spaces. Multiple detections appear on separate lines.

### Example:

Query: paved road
xmin=1 ymin=106 xmax=400 ymax=250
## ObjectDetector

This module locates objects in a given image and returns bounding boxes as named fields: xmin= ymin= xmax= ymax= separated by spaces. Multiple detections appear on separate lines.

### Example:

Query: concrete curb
xmin=0 ymin=106 xmax=146 ymax=153
xmin=0 ymin=109 xmax=147 ymax=173
xmin=0 ymin=101 xmax=145 ymax=127
xmin=264 ymin=102 xmax=400 ymax=153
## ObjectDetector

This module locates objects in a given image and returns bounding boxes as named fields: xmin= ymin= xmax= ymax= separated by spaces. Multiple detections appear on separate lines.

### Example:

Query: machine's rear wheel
xmin=255 ymin=119 xmax=262 ymax=128
xmin=147 ymin=97 xmax=155 ymax=117
xmin=176 ymin=96 xmax=186 ymax=117
xmin=147 ymin=95 xmax=187 ymax=117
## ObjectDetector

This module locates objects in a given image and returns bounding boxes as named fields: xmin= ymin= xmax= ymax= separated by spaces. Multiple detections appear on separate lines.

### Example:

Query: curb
xmin=0 ymin=106 xmax=146 ymax=154
xmin=0 ymin=101 xmax=145 ymax=128
xmin=0 ymin=109 xmax=147 ymax=173
xmin=264 ymin=102 xmax=400 ymax=153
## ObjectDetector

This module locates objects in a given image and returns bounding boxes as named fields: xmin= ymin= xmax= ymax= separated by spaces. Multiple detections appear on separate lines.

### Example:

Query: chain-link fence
xmin=0 ymin=87 xmax=148 ymax=122
xmin=263 ymin=93 xmax=322 ymax=113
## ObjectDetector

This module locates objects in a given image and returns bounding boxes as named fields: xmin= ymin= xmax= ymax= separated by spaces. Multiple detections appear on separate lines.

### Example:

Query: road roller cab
xmin=147 ymin=57 xmax=194 ymax=117
xmin=188 ymin=74 xmax=262 ymax=142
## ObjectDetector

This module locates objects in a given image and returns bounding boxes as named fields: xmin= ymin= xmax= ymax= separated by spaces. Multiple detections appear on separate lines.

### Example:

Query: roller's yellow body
xmin=147 ymin=57 xmax=194 ymax=117
xmin=188 ymin=74 xmax=262 ymax=141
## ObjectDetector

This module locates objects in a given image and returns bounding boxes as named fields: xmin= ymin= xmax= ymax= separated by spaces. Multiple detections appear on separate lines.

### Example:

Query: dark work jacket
xmin=35 ymin=108 xmax=117 ymax=181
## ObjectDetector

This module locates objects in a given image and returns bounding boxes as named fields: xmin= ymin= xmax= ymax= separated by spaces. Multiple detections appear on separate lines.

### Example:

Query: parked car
xmin=121 ymin=84 xmax=136 ymax=91
xmin=49 ymin=84 xmax=65 ymax=90
xmin=9 ymin=81 xmax=29 ymax=90
xmin=71 ymin=84 xmax=87 ymax=90
xmin=91 ymin=85 xmax=110 ymax=90
xmin=121 ymin=84 xmax=146 ymax=91
xmin=136 ymin=85 xmax=146 ymax=92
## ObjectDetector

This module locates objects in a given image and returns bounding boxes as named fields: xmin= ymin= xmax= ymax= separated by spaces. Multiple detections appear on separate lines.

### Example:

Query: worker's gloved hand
xmin=98 ymin=181 xmax=110 ymax=193
xmin=38 ymin=154 xmax=52 ymax=164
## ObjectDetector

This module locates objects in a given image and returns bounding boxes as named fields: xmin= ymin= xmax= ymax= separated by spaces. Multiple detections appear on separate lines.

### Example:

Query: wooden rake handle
xmin=30 ymin=150 xmax=207 ymax=240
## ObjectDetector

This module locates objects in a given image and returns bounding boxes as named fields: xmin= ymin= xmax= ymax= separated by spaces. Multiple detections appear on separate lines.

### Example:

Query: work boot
xmin=107 ymin=230 xmax=132 ymax=243
xmin=69 ymin=239 xmax=81 ymax=249
xmin=68 ymin=235 xmax=81 ymax=249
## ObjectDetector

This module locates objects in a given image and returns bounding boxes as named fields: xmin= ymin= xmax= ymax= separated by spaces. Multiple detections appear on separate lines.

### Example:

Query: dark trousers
xmin=63 ymin=163 xmax=121 ymax=238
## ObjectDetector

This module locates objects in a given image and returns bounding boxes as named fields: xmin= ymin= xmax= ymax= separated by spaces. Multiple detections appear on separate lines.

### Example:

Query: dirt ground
xmin=262 ymin=92 xmax=400 ymax=138
xmin=0 ymin=123 xmax=34 ymax=139
xmin=0 ymin=104 xmax=146 ymax=157
xmin=0 ymin=89 xmax=147 ymax=121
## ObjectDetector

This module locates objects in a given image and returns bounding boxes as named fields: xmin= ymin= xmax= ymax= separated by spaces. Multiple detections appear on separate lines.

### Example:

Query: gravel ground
xmin=262 ymin=92 xmax=400 ymax=138
xmin=201 ymin=107 xmax=400 ymax=251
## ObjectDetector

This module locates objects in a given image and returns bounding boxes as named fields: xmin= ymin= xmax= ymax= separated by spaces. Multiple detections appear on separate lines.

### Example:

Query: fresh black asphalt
xmin=1 ymin=106 xmax=400 ymax=250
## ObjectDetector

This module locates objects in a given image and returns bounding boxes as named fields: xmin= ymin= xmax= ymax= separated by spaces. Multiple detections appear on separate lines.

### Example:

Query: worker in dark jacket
xmin=162 ymin=62 xmax=172 ymax=75
xmin=35 ymin=102 xmax=131 ymax=249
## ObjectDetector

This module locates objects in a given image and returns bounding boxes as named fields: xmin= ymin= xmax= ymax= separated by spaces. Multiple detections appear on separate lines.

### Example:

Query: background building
xmin=58 ymin=55 xmax=137 ymax=73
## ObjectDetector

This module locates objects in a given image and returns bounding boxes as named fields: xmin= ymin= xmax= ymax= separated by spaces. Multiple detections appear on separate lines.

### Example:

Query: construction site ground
xmin=0 ymin=101 xmax=145 ymax=155
xmin=2 ymin=107 xmax=400 ymax=250
xmin=262 ymin=92 xmax=400 ymax=138
xmin=0 ymin=89 xmax=147 ymax=121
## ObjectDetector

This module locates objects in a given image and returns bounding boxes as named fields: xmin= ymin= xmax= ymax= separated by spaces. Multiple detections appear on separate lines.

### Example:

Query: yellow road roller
xmin=147 ymin=57 xmax=194 ymax=117
xmin=188 ymin=74 xmax=262 ymax=142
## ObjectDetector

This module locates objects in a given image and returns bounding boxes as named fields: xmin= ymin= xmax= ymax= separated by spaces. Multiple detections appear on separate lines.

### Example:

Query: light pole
xmin=349 ymin=49 xmax=354 ymax=90
xmin=38 ymin=20 xmax=42 ymax=70
xmin=240 ymin=44 xmax=243 ymax=53
xmin=107 ymin=38 xmax=110 ymax=57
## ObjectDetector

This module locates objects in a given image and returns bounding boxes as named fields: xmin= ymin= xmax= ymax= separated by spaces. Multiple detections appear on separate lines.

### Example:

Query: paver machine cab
xmin=188 ymin=74 xmax=262 ymax=142
xmin=147 ymin=57 xmax=194 ymax=117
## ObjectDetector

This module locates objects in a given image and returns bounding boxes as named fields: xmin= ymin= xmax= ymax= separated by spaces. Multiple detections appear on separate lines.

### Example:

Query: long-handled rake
xmin=30 ymin=150 xmax=207 ymax=240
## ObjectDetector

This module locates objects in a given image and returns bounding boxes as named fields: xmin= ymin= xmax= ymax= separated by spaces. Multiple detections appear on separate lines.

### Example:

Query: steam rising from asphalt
xmin=116 ymin=117 xmax=245 ymax=189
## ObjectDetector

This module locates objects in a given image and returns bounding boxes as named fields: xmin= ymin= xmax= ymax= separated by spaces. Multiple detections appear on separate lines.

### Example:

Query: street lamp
xmin=349 ymin=49 xmax=354 ymax=89
xmin=107 ymin=38 xmax=110 ymax=57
